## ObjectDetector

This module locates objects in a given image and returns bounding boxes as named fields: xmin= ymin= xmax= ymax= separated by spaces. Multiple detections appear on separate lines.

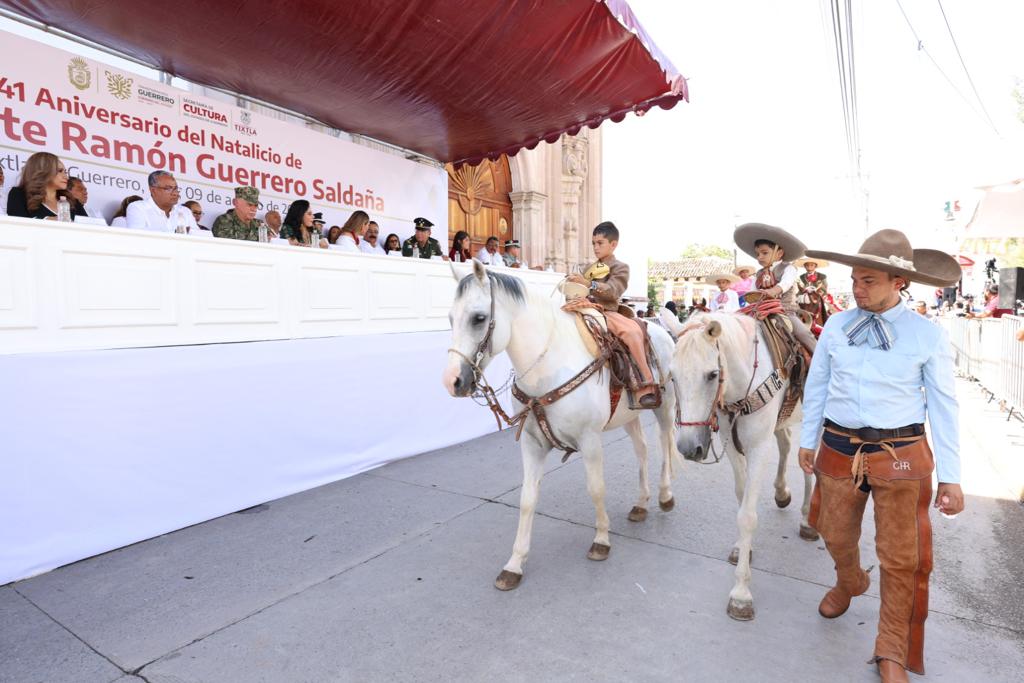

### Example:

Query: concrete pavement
xmin=2 ymin=378 xmax=1022 ymax=682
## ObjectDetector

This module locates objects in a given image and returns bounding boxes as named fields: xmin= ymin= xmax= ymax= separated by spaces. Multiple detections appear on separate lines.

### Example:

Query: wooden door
xmin=446 ymin=156 xmax=513 ymax=257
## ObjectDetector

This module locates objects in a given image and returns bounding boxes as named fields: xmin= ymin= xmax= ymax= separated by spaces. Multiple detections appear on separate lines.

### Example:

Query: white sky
xmin=604 ymin=0 xmax=1024 ymax=275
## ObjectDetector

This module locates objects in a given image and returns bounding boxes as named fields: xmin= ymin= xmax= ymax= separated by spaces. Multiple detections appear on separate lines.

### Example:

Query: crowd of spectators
xmin=3 ymin=153 xmax=536 ymax=267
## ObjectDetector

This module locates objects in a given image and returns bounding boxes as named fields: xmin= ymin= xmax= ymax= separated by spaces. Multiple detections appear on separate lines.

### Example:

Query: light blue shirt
xmin=800 ymin=303 xmax=961 ymax=483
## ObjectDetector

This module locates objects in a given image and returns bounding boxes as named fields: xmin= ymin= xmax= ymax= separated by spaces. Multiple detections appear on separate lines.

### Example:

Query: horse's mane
xmin=675 ymin=312 xmax=755 ymax=361
xmin=455 ymin=269 xmax=526 ymax=305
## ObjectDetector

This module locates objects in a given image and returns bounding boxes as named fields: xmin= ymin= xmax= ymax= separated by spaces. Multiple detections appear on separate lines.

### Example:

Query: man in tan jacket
xmin=567 ymin=221 xmax=658 ymax=408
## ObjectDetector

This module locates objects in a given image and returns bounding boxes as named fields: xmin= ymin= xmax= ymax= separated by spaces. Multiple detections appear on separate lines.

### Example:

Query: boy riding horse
xmin=566 ymin=221 xmax=659 ymax=408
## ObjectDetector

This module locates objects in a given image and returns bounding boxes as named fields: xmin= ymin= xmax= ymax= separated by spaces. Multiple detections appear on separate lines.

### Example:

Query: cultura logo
xmin=67 ymin=57 xmax=91 ymax=91
xmin=105 ymin=71 xmax=133 ymax=100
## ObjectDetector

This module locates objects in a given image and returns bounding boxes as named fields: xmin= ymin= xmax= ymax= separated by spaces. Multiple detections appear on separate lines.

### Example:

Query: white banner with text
xmin=0 ymin=29 xmax=446 ymax=236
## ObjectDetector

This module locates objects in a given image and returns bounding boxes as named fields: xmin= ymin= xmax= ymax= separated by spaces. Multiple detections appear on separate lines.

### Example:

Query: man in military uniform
xmin=402 ymin=217 xmax=446 ymax=259
xmin=212 ymin=186 xmax=262 ymax=241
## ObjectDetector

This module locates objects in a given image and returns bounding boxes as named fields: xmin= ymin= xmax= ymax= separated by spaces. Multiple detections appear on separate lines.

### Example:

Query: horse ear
xmin=706 ymin=320 xmax=723 ymax=339
xmin=472 ymin=258 xmax=487 ymax=284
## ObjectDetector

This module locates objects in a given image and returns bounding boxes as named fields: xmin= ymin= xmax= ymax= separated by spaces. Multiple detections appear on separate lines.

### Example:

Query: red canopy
xmin=1 ymin=0 xmax=686 ymax=165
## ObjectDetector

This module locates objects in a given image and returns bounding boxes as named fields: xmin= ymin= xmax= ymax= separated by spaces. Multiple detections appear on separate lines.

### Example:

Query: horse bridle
xmin=448 ymin=277 xmax=498 ymax=376
xmin=675 ymin=340 xmax=727 ymax=434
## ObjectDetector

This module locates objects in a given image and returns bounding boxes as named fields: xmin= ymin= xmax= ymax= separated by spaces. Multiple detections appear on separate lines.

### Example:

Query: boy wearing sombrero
xmin=733 ymin=222 xmax=817 ymax=351
xmin=707 ymin=272 xmax=740 ymax=313
xmin=796 ymin=256 xmax=831 ymax=326
xmin=797 ymin=230 xmax=964 ymax=683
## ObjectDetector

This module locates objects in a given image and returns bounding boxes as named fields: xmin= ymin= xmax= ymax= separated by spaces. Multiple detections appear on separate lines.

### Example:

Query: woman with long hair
xmin=110 ymin=195 xmax=144 ymax=228
xmin=335 ymin=210 xmax=368 ymax=252
xmin=281 ymin=200 xmax=326 ymax=248
xmin=383 ymin=233 xmax=401 ymax=254
xmin=449 ymin=230 xmax=471 ymax=262
xmin=6 ymin=152 xmax=73 ymax=220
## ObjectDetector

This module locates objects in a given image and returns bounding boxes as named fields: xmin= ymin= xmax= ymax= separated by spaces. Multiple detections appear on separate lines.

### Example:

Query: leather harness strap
xmin=511 ymin=354 xmax=609 ymax=460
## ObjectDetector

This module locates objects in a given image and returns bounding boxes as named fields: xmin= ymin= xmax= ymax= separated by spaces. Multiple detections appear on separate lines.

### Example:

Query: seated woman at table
xmin=449 ymin=230 xmax=472 ymax=262
xmin=383 ymin=233 xmax=401 ymax=254
xmin=110 ymin=195 xmax=144 ymax=228
xmin=334 ymin=211 xmax=368 ymax=253
xmin=281 ymin=200 xmax=327 ymax=248
xmin=6 ymin=152 xmax=75 ymax=221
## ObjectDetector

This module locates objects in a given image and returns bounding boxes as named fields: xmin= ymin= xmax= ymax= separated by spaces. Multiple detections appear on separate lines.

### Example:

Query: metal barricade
xmin=1001 ymin=316 xmax=1024 ymax=416
xmin=940 ymin=315 xmax=1024 ymax=418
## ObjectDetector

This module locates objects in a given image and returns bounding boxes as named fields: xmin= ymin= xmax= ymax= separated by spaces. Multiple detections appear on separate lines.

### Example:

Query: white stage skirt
xmin=0 ymin=331 xmax=512 ymax=585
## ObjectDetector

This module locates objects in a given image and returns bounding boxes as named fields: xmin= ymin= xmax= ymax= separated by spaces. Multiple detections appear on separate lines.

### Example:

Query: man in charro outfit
xmin=796 ymin=256 xmax=831 ymax=327
xmin=733 ymin=222 xmax=818 ymax=352
xmin=797 ymin=229 xmax=965 ymax=683
xmin=566 ymin=221 xmax=658 ymax=408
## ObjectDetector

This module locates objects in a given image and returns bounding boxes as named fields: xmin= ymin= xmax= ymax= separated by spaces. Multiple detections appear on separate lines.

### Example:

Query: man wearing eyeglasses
xmin=126 ymin=170 xmax=201 ymax=234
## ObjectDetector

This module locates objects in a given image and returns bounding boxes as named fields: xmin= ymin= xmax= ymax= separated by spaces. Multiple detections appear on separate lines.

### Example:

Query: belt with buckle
xmin=823 ymin=419 xmax=924 ymax=442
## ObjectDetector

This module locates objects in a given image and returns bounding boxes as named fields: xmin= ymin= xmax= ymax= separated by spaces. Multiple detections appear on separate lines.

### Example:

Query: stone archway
xmin=446 ymin=158 xmax=513 ymax=256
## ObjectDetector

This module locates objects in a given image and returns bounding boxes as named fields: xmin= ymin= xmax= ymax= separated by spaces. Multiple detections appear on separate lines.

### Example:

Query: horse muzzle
xmin=677 ymin=428 xmax=712 ymax=462
xmin=443 ymin=362 xmax=477 ymax=398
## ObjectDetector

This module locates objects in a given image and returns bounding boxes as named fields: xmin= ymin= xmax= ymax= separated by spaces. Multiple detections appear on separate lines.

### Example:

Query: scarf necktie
xmin=843 ymin=312 xmax=895 ymax=351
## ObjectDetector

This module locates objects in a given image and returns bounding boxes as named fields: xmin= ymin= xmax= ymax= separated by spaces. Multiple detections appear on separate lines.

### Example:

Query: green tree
xmin=680 ymin=243 xmax=732 ymax=260
xmin=647 ymin=277 xmax=658 ymax=309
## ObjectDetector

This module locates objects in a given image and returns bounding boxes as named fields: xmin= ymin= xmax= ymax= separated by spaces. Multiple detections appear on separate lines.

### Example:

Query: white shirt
xmin=331 ymin=233 xmax=361 ymax=253
xmin=359 ymin=239 xmax=386 ymax=255
xmin=476 ymin=247 xmax=503 ymax=266
xmin=111 ymin=216 xmax=127 ymax=228
xmin=709 ymin=288 xmax=740 ymax=312
xmin=126 ymin=197 xmax=200 ymax=234
xmin=774 ymin=261 xmax=798 ymax=293
xmin=799 ymin=304 xmax=960 ymax=483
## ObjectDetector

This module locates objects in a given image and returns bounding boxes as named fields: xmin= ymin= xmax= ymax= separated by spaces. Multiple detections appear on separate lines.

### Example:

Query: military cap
xmin=312 ymin=212 xmax=325 ymax=226
xmin=504 ymin=239 xmax=520 ymax=249
xmin=234 ymin=186 xmax=259 ymax=204
xmin=413 ymin=217 xmax=434 ymax=230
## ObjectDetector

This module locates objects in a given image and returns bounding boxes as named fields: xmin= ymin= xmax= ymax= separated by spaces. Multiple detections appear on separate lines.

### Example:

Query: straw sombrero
xmin=734 ymin=223 xmax=807 ymax=261
xmin=704 ymin=272 xmax=740 ymax=285
xmin=793 ymin=257 xmax=830 ymax=269
xmin=804 ymin=229 xmax=960 ymax=287
xmin=733 ymin=264 xmax=757 ymax=277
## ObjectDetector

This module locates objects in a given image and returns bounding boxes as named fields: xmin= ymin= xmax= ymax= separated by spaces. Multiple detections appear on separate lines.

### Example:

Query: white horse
xmin=663 ymin=312 xmax=817 ymax=621
xmin=443 ymin=261 xmax=681 ymax=590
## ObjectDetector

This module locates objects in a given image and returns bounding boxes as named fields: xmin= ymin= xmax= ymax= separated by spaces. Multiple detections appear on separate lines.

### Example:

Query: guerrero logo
xmin=67 ymin=58 xmax=91 ymax=91
xmin=105 ymin=71 xmax=133 ymax=100
xmin=138 ymin=86 xmax=175 ymax=108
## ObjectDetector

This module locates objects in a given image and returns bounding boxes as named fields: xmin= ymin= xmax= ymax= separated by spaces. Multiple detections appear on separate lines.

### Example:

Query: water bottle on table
xmin=57 ymin=197 xmax=72 ymax=223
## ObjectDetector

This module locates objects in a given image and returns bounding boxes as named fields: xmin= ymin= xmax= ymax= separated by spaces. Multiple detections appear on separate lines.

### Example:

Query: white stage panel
xmin=0 ymin=330 xmax=513 ymax=585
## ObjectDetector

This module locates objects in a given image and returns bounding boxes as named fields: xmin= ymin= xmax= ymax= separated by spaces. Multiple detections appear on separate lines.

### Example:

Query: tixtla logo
xmin=67 ymin=57 xmax=91 ymax=91
xmin=234 ymin=109 xmax=258 ymax=136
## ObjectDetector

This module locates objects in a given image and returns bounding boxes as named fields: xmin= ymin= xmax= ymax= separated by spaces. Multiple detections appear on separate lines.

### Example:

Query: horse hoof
xmin=659 ymin=497 xmax=675 ymax=512
xmin=627 ymin=506 xmax=648 ymax=523
xmin=728 ymin=548 xmax=753 ymax=566
xmin=775 ymin=492 xmax=792 ymax=508
xmin=727 ymin=598 xmax=756 ymax=621
xmin=799 ymin=524 xmax=820 ymax=541
xmin=587 ymin=542 xmax=611 ymax=561
xmin=494 ymin=570 xmax=523 ymax=591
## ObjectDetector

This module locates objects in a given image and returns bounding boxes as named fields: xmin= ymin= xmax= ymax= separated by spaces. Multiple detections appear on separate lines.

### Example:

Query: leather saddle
xmin=565 ymin=302 xmax=662 ymax=411
xmin=757 ymin=313 xmax=810 ymax=422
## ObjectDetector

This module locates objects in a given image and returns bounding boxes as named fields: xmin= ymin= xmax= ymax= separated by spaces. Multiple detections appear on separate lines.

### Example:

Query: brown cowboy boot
xmin=877 ymin=658 xmax=909 ymax=683
xmin=819 ymin=567 xmax=870 ymax=618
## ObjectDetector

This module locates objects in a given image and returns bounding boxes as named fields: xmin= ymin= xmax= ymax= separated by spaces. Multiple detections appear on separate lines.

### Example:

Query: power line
xmin=935 ymin=0 xmax=1001 ymax=136
xmin=893 ymin=0 xmax=1001 ymax=138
